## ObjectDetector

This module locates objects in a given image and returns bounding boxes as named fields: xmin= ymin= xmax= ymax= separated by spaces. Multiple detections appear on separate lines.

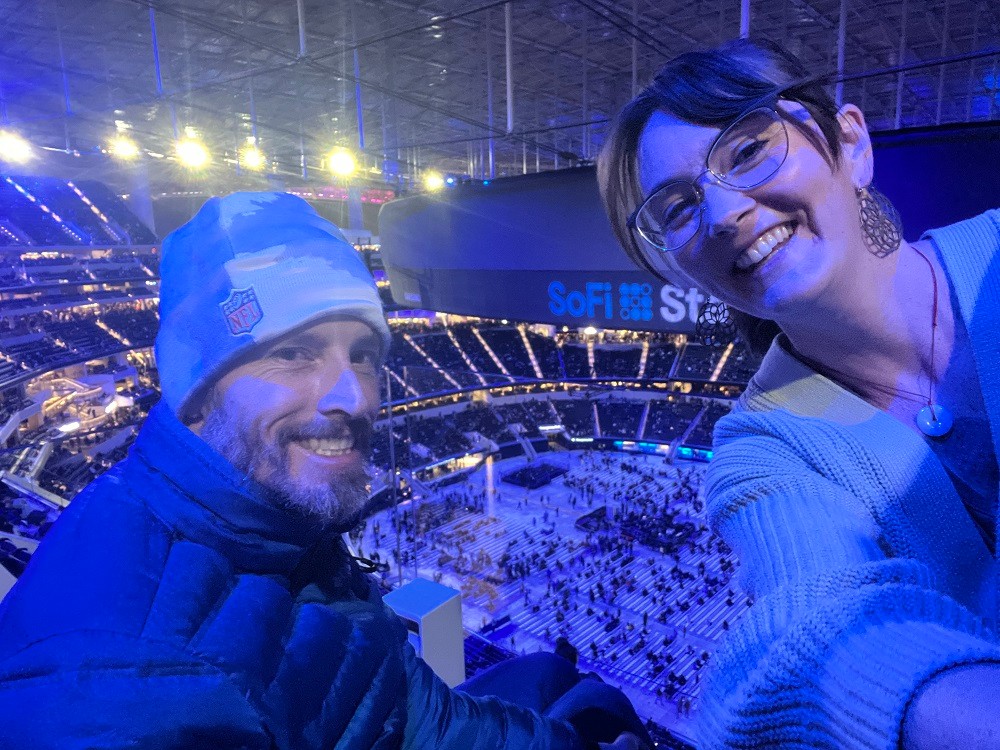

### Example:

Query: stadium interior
xmin=0 ymin=172 xmax=756 ymax=745
xmin=1 ymin=1 xmax=998 ymax=746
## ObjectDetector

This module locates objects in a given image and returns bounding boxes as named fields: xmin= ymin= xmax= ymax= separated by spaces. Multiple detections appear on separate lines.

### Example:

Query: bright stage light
xmin=328 ymin=148 xmax=356 ymax=176
xmin=0 ymin=131 xmax=33 ymax=163
xmin=176 ymin=138 xmax=209 ymax=168
xmin=108 ymin=134 xmax=140 ymax=160
xmin=423 ymin=171 xmax=445 ymax=191
xmin=240 ymin=143 xmax=266 ymax=170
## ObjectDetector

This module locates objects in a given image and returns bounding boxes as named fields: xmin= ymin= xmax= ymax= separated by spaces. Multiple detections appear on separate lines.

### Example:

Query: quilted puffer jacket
xmin=0 ymin=403 xmax=585 ymax=750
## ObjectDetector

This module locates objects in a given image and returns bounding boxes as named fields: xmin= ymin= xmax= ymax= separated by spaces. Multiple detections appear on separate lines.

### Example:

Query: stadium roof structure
xmin=0 ymin=0 xmax=998 ymax=195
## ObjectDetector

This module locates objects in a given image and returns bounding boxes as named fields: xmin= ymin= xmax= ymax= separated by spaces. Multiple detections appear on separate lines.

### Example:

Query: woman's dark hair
xmin=597 ymin=38 xmax=842 ymax=357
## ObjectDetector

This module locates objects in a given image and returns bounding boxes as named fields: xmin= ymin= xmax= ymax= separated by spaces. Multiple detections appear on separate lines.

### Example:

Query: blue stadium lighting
xmin=445 ymin=176 xmax=456 ymax=185
xmin=482 ymin=180 xmax=490 ymax=185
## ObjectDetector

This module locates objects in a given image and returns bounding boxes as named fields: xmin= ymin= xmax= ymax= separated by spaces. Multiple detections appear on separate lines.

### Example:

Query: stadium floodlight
xmin=423 ymin=171 xmax=445 ymax=191
xmin=583 ymin=326 xmax=598 ymax=336
xmin=328 ymin=148 xmax=356 ymax=177
xmin=176 ymin=137 xmax=210 ymax=168
xmin=0 ymin=131 xmax=32 ymax=163
xmin=107 ymin=134 xmax=140 ymax=160
xmin=239 ymin=142 xmax=266 ymax=171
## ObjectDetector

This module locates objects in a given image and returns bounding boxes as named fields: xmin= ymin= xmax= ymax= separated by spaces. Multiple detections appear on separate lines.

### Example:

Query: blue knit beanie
xmin=154 ymin=191 xmax=390 ymax=420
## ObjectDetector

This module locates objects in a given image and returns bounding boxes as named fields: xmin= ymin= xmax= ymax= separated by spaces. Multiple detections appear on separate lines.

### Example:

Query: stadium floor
xmin=358 ymin=450 xmax=749 ymax=741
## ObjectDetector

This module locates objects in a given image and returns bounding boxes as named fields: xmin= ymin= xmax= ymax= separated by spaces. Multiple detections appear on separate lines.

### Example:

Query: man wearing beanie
xmin=0 ymin=193 xmax=647 ymax=750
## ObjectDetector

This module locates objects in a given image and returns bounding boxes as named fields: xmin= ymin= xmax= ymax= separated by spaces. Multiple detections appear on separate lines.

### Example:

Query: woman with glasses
xmin=598 ymin=39 xmax=1000 ymax=750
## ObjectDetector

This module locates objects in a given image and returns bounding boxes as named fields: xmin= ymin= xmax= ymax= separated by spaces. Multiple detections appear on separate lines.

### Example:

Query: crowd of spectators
xmin=0 ymin=179 xmax=73 ymax=246
xmin=643 ymin=400 xmax=703 ymax=443
xmin=450 ymin=405 xmax=512 ymax=443
xmin=644 ymin=344 xmax=679 ymax=380
xmin=501 ymin=462 xmax=567 ymax=489
xmin=0 ymin=358 xmax=23 ymax=390
xmin=16 ymin=178 xmax=124 ymax=246
xmin=360 ymin=451 xmax=747 ymax=732
xmin=407 ymin=415 xmax=474 ymax=459
xmin=478 ymin=327 xmax=536 ymax=379
xmin=98 ymin=303 xmax=159 ymax=346
xmin=386 ymin=332 xmax=455 ymax=396
xmin=0 ymin=290 xmax=760 ymax=400
xmin=494 ymin=400 xmax=558 ymax=437
xmin=72 ymin=181 xmax=158 ymax=244
xmin=673 ymin=344 xmax=722 ymax=380
xmin=38 ymin=437 xmax=135 ymax=498
xmin=0 ymin=302 xmax=158 ymax=386
xmin=450 ymin=324 xmax=506 ymax=377
xmin=553 ymin=399 xmax=596 ymax=437
xmin=412 ymin=329 xmax=484 ymax=388
xmin=0 ymin=253 xmax=158 ymax=288
xmin=524 ymin=331 xmax=563 ymax=379
xmin=562 ymin=344 xmax=591 ymax=379
xmin=0 ymin=176 xmax=156 ymax=247
xmin=594 ymin=347 xmax=643 ymax=379
xmin=596 ymin=398 xmax=646 ymax=438
xmin=683 ymin=402 xmax=731 ymax=450
xmin=0 ymin=390 xmax=31 ymax=425
xmin=369 ymin=393 xmax=729 ymax=473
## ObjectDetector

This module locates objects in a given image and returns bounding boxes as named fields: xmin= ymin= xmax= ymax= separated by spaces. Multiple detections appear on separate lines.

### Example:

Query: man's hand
xmin=599 ymin=732 xmax=650 ymax=750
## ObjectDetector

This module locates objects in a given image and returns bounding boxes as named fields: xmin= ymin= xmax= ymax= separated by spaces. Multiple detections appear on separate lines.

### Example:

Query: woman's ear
xmin=837 ymin=104 xmax=874 ymax=188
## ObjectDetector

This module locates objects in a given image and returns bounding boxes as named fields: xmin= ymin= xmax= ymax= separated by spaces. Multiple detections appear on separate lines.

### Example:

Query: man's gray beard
xmin=199 ymin=402 xmax=375 ymax=531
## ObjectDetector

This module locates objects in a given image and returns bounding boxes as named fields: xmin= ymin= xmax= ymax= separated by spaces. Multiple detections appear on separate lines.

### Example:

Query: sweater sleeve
xmin=401 ymin=644 xmax=587 ymax=750
xmin=696 ymin=414 xmax=1000 ymax=750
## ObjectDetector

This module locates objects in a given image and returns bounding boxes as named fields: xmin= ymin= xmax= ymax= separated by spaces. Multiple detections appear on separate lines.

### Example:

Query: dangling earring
xmin=695 ymin=300 xmax=737 ymax=348
xmin=857 ymin=185 xmax=903 ymax=258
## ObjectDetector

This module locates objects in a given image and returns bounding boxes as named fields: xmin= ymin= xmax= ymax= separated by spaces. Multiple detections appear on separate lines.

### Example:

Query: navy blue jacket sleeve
xmin=0 ymin=630 xmax=270 ymax=749
xmin=400 ymin=643 xmax=585 ymax=750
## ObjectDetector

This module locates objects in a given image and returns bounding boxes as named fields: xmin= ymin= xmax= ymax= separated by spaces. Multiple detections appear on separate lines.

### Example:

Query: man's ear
xmin=836 ymin=104 xmax=874 ymax=188
xmin=184 ymin=411 xmax=205 ymax=435
xmin=182 ymin=388 xmax=211 ymax=435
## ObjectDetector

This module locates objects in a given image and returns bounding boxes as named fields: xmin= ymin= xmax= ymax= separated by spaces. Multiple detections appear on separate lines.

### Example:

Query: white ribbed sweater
xmin=697 ymin=210 xmax=1000 ymax=750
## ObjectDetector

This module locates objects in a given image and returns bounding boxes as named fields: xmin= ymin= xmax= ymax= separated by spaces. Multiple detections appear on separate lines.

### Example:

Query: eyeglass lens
xmin=637 ymin=108 xmax=788 ymax=252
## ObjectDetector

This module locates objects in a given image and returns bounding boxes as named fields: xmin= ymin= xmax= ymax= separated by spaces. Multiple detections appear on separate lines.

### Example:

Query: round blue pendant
xmin=916 ymin=404 xmax=953 ymax=437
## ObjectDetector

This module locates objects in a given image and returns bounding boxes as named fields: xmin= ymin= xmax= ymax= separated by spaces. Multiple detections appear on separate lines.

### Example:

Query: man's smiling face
xmin=194 ymin=317 xmax=384 ymax=530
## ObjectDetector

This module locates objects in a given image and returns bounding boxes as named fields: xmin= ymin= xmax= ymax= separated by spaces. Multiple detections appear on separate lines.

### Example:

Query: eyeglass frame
xmin=626 ymin=91 xmax=794 ymax=254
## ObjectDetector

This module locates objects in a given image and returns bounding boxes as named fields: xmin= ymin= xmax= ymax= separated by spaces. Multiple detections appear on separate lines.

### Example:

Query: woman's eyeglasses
xmin=628 ymin=105 xmax=790 ymax=253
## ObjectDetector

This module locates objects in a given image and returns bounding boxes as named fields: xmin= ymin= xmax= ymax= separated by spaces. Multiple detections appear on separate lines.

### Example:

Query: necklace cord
xmin=910 ymin=243 xmax=939 ymax=419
